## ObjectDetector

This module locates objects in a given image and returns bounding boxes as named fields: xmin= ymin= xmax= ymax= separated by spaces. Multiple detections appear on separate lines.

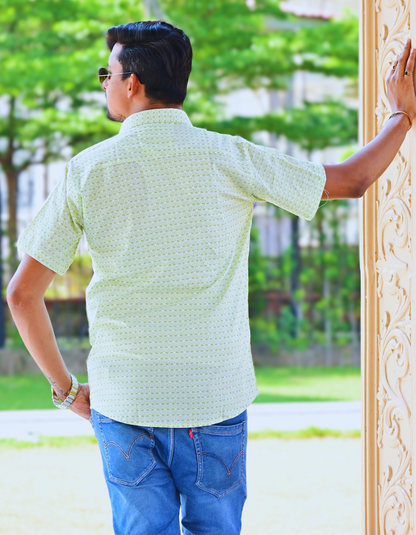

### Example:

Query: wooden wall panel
xmin=361 ymin=1 xmax=413 ymax=534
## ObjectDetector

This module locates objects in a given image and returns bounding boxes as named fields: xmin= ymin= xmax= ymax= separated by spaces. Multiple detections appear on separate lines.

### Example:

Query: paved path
xmin=0 ymin=401 xmax=361 ymax=440
xmin=0 ymin=438 xmax=361 ymax=535
xmin=249 ymin=400 xmax=361 ymax=432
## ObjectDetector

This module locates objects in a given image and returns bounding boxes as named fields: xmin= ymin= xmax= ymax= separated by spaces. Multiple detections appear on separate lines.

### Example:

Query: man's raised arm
xmin=323 ymin=39 xmax=416 ymax=200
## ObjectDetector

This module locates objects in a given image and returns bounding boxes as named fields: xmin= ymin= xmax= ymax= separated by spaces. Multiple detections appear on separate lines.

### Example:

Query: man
xmin=6 ymin=19 xmax=416 ymax=535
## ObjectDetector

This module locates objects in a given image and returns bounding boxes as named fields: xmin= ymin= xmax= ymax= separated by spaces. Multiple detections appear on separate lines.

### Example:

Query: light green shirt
xmin=16 ymin=108 xmax=326 ymax=427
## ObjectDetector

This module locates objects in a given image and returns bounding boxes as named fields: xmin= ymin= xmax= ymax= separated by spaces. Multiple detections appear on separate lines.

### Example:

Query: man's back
xmin=17 ymin=107 xmax=326 ymax=427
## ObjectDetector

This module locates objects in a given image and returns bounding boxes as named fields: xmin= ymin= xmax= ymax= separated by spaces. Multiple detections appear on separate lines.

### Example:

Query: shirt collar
xmin=119 ymin=108 xmax=192 ymax=134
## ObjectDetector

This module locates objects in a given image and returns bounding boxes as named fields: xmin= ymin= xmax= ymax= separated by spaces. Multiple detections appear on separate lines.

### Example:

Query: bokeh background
xmin=0 ymin=1 xmax=363 ymax=534
xmin=0 ymin=0 xmax=360 ymax=371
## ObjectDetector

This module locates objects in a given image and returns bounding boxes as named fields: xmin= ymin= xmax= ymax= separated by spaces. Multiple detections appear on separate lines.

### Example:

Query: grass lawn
xmin=0 ymin=367 xmax=361 ymax=411
xmin=0 ymin=427 xmax=361 ymax=449
xmin=254 ymin=367 xmax=361 ymax=403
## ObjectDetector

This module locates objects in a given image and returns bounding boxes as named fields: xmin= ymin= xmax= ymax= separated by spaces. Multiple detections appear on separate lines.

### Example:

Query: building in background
xmin=8 ymin=0 xmax=359 ymax=269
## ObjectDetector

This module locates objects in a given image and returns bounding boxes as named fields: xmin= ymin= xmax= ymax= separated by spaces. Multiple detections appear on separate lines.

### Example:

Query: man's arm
xmin=322 ymin=39 xmax=416 ymax=200
xmin=6 ymin=253 xmax=90 ymax=419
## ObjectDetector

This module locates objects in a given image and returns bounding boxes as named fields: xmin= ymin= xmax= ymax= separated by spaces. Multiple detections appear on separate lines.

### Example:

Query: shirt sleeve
xmin=16 ymin=161 xmax=84 ymax=276
xmin=234 ymin=137 xmax=327 ymax=221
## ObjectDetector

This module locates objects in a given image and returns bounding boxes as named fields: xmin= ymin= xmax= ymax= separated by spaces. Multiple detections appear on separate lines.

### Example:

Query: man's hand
xmin=69 ymin=382 xmax=91 ymax=420
xmin=387 ymin=39 xmax=416 ymax=122
xmin=323 ymin=38 xmax=416 ymax=200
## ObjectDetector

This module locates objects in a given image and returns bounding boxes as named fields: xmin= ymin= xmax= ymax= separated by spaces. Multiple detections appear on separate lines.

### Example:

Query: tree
xmin=0 ymin=0 xmax=144 ymax=275
xmin=1 ymin=0 xmax=358 ymax=279
xmin=160 ymin=0 xmax=358 ymax=143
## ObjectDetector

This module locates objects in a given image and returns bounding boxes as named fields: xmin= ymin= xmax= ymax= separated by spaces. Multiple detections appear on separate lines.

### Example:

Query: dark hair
xmin=106 ymin=21 xmax=192 ymax=105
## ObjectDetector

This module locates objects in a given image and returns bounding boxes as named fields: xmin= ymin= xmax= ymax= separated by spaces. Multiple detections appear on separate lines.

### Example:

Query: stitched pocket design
xmin=193 ymin=421 xmax=246 ymax=498
xmin=97 ymin=416 xmax=156 ymax=487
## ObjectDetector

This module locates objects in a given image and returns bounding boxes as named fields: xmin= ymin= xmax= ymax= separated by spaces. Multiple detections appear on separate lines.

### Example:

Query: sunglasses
xmin=98 ymin=67 xmax=143 ymax=89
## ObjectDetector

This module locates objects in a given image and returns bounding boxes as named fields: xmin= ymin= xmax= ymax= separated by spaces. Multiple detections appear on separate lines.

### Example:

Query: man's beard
xmin=106 ymin=94 xmax=125 ymax=122
xmin=107 ymin=107 xmax=125 ymax=122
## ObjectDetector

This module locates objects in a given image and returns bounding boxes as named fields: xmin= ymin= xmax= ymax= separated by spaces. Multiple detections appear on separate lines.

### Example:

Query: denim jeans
xmin=89 ymin=408 xmax=248 ymax=535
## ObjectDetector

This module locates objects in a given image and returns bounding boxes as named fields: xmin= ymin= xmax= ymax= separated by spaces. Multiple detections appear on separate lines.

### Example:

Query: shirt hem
xmin=16 ymin=239 xmax=65 ymax=276
xmin=303 ymin=164 xmax=327 ymax=221
xmin=90 ymin=392 xmax=259 ymax=428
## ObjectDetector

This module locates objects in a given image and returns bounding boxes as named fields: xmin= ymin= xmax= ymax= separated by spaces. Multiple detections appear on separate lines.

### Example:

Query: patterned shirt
xmin=16 ymin=108 xmax=326 ymax=427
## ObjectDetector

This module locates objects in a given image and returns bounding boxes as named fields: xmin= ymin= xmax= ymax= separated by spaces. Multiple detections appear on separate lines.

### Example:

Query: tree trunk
xmin=1 ymin=96 xmax=19 ymax=279
xmin=289 ymin=215 xmax=301 ymax=336
xmin=323 ymin=275 xmax=332 ymax=366
xmin=44 ymin=143 xmax=49 ymax=200
xmin=4 ymin=167 xmax=19 ymax=277
xmin=0 ymin=182 xmax=5 ymax=348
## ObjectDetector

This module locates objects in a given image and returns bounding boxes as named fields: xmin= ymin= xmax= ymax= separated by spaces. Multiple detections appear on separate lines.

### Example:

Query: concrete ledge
xmin=0 ymin=343 xmax=361 ymax=376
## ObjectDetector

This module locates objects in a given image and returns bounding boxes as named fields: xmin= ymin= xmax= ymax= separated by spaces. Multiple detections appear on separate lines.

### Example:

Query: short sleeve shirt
xmin=16 ymin=108 xmax=326 ymax=427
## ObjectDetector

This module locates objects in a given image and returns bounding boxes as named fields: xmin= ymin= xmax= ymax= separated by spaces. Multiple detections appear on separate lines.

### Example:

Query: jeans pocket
xmin=96 ymin=415 xmax=156 ymax=487
xmin=193 ymin=421 xmax=246 ymax=498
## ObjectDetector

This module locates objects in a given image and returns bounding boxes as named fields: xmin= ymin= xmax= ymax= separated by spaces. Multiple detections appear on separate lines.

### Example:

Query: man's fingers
xmin=390 ymin=59 xmax=398 ymax=79
xmin=406 ymin=48 xmax=416 ymax=76
xmin=397 ymin=39 xmax=412 ymax=76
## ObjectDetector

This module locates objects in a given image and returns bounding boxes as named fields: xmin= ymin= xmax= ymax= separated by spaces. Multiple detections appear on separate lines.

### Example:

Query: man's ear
xmin=127 ymin=74 xmax=142 ymax=99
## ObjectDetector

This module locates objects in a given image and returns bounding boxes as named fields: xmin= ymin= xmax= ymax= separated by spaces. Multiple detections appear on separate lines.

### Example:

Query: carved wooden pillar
xmin=361 ymin=1 xmax=413 ymax=533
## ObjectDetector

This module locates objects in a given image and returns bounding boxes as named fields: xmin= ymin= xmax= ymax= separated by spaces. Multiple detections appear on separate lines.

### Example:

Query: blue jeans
xmin=89 ymin=408 xmax=248 ymax=535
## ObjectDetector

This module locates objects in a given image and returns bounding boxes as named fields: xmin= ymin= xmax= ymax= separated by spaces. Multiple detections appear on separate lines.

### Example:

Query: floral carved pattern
xmin=374 ymin=1 xmax=412 ymax=534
